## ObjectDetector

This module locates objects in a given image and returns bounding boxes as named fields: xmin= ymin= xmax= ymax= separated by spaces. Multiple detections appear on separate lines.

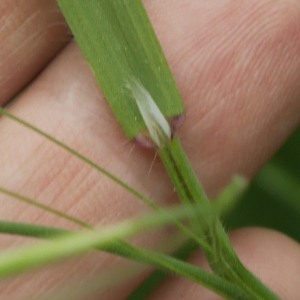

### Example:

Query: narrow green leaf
xmin=0 ymin=221 xmax=67 ymax=239
xmin=0 ymin=108 xmax=156 ymax=210
xmin=213 ymin=176 xmax=248 ymax=217
xmin=0 ymin=221 xmax=248 ymax=300
xmin=0 ymin=205 xmax=199 ymax=279
xmin=0 ymin=109 xmax=212 ymax=249
xmin=56 ymin=0 xmax=184 ymax=138
xmin=158 ymin=137 xmax=280 ymax=300
xmin=0 ymin=187 xmax=91 ymax=229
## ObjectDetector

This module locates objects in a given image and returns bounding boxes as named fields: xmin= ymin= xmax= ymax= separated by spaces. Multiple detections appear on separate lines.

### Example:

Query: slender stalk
xmin=0 ymin=204 xmax=198 ymax=278
xmin=126 ymin=77 xmax=280 ymax=299
xmin=0 ymin=109 xmax=278 ymax=299
xmin=0 ymin=108 xmax=156 ymax=210
xmin=0 ymin=221 xmax=248 ymax=300
xmin=0 ymin=187 xmax=91 ymax=229
xmin=0 ymin=109 xmax=213 ymax=251
xmin=159 ymin=136 xmax=280 ymax=300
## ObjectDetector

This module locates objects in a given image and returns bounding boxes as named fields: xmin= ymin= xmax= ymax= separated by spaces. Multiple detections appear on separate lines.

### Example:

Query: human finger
xmin=0 ymin=0 xmax=300 ymax=298
xmin=0 ymin=0 xmax=70 ymax=106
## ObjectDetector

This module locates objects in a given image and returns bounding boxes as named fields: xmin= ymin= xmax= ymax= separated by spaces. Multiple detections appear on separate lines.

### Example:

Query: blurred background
xmin=228 ymin=125 xmax=300 ymax=242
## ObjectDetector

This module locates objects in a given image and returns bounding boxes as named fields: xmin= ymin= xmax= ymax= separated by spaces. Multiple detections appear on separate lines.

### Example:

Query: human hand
xmin=0 ymin=0 xmax=300 ymax=299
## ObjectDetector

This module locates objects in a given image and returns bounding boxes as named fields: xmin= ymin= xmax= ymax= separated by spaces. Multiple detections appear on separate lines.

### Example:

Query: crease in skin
xmin=0 ymin=1 xmax=70 ymax=106
xmin=0 ymin=31 xmax=40 ymax=71
xmin=1 ymin=5 xmax=39 ymax=41
xmin=0 ymin=1 xmax=23 ymax=34
xmin=184 ymin=37 xmax=300 ymax=141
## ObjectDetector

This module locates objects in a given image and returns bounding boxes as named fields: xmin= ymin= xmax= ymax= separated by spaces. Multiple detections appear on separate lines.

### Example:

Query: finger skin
xmin=0 ymin=0 xmax=300 ymax=298
xmin=147 ymin=228 xmax=300 ymax=300
xmin=0 ymin=0 xmax=70 ymax=106
xmin=146 ymin=0 xmax=300 ymax=195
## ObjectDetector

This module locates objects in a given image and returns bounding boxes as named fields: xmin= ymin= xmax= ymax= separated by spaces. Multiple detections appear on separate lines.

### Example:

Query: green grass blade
xmin=0 ymin=185 xmax=210 ymax=251
xmin=0 ymin=220 xmax=248 ymax=300
xmin=0 ymin=187 xmax=91 ymax=229
xmin=0 ymin=109 xmax=212 ymax=249
xmin=158 ymin=137 xmax=280 ymax=299
xmin=0 ymin=221 xmax=67 ymax=238
xmin=0 ymin=205 xmax=201 ymax=279
xmin=213 ymin=176 xmax=248 ymax=218
xmin=0 ymin=108 xmax=156 ymax=210
xmin=56 ymin=0 xmax=184 ymax=139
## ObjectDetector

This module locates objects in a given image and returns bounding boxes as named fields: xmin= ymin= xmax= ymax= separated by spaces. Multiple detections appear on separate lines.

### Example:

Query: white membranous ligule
xmin=128 ymin=78 xmax=172 ymax=148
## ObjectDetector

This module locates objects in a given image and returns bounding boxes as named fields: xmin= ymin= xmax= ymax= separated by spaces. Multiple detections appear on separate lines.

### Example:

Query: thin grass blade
xmin=56 ymin=0 xmax=184 ymax=139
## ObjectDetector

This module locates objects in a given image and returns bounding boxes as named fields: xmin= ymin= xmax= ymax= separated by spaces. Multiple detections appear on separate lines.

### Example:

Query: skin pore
xmin=0 ymin=0 xmax=300 ymax=299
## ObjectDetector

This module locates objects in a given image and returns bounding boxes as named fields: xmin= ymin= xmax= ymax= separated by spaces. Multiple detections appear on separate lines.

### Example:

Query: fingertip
xmin=229 ymin=228 xmax=300 ymax=299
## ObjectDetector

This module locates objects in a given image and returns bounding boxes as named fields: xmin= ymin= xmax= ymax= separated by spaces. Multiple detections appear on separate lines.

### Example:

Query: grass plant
xmin=0 ymin=1 xmax=299 ymax=299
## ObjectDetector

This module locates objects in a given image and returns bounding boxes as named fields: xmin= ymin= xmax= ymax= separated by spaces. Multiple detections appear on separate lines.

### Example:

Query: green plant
xmin=0 ymin=1 xmax=300 ymax=299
